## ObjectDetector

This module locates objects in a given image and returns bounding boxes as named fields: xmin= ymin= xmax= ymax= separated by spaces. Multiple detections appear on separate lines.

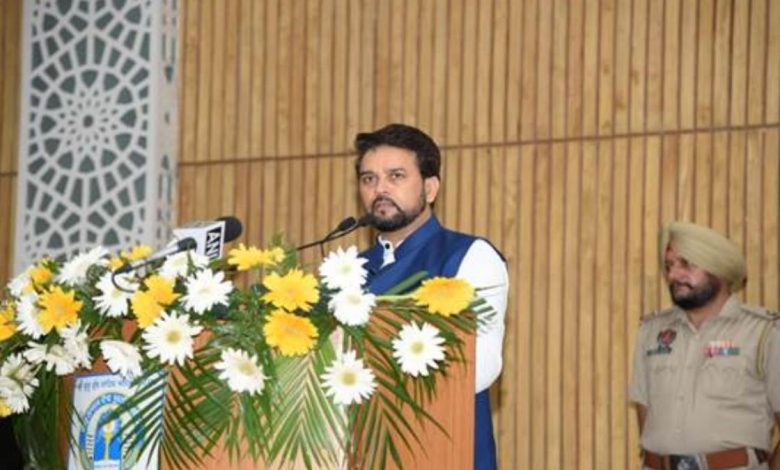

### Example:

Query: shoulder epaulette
xmin=741 ymin=305 xmax=780 ymax=322
xmin=753 ymin=307 xmax=779 ymax=380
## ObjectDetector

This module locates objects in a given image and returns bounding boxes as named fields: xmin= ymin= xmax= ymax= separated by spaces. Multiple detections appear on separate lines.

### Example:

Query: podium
xmin=191 ymin=328 xmax=476 ymax=469
xmin=8 ymin=238 xmax=482 ymax=470
xmin=63 ymin=323 xmax=476 ymax=470
xmin=361 ymin=330 xmax=475 ymax=470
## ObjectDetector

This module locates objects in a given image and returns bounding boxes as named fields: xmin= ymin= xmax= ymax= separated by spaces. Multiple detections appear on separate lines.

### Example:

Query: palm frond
xmin=265 ymin=341 xmax=345 ymax=469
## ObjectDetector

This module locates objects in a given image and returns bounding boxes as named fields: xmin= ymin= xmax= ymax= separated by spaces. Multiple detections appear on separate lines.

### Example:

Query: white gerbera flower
xmin=391 ymin=322 xmax=446 ymax=377
xmin=60 ymin=321 xmax=91 ymax=369
xmin=159 ymin=250 xmax=210 ymax=280
xmin=318 ymin=246 xmax=369 ymax=290
xmin=95 ymin=272 xmax=135 ymax=317
xmin=57 ymin=246 xmax=109 ymax=286
xmin=0 ymin=353 xmax=39 ymax=410
xmin=0 ymin=377 xmax=29 ymax=413
xmin=321 ymin=350 xmax=376 ymax=405
xmin=16 ymin=294 xmax=44 ymax=339
xmin=328 ymin=288 xmax=376 ymax=326
xmin=21 ymin=343 xmax=46 ymax=366
xmin=142 ymin=312 xmax=203 ymax=366
xmin=181 ymin=269 xmax=233 ymax=314
xmin=214 ymin=348 xmax=266 ymax=394
xmin=8 ymin=268 xmax=32 ymax=297
xmin=1 ymin=354 xmax=37 ymax=381
xmin=24 ymin=343 xmax=77 ymax=376
xmin=100 ymin=340 xmax=143 ymax=378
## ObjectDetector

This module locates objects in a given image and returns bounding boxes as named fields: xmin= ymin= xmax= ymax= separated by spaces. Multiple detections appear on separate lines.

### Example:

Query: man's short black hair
xmin=354 ymin=123 xmax=441 ymax=179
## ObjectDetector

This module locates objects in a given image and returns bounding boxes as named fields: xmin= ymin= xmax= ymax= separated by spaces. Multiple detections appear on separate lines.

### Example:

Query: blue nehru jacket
xmin=361 ymin=216 xmax=498 ymax=470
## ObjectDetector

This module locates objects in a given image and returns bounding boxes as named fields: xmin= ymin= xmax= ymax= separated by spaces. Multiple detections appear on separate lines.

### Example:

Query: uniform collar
xmin=717 ymin=294 xmax=742 ymax=319
xmin=670 ymin=294 xmax=742 ymax=329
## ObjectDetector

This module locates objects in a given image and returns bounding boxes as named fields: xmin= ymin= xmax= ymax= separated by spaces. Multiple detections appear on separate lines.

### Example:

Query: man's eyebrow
xmin=360 ymin=167 xmax=406 ymax=176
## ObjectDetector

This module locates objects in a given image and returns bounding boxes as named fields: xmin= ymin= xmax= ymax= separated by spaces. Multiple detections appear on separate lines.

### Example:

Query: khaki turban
xmin=659 ymin=221 xmax=746 ymax=292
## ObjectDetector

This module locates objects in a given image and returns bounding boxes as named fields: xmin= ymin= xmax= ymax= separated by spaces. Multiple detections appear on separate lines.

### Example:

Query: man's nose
xmin=375 ymin=177 xmax=391 ymax=195
xmin=666 ymin=264 xmax=686 ymax=281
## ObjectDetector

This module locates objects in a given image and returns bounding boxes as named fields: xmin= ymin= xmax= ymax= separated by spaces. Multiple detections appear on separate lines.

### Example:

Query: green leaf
xmin=383 ymin=271 xmax=429 ymax=295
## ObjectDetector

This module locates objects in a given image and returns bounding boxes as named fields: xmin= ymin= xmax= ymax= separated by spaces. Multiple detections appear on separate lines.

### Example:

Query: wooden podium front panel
xmin=190 ymin=331 xmax=476 ymax=470
xmin=187 ymin=449 xmax=309 ymax=470
xmin=62 ymin=328 xmax=474 ymax=470
xmin=388 ymin=332 xmax=476 ymax=470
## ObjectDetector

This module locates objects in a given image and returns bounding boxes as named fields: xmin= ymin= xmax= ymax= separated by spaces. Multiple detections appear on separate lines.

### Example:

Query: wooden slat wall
xmin=176 ymin=1 xmax=780 ymax=468
xmin=0 ymin=0 xmax=779 ymax=468
xmin=175 ymin=1 xmax=780 ymax=468
xmin=0 ymin=0 xmax=21 ymax=284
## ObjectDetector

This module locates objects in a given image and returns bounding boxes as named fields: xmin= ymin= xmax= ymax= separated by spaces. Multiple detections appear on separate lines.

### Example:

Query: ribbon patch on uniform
xmin=705 ymin=340 xmax=740 ymax=357
xmin=646 ymin=329 xmax=677 ymax=356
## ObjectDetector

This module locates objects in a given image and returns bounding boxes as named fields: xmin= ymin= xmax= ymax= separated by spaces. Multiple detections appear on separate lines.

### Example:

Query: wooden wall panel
xmin=173 ymin=1 xmax=780 ymax=468
xmin=0 ymin=0 xmax=21 ymax=284
xmin=0 ymin=0 xmax=778 ymax=468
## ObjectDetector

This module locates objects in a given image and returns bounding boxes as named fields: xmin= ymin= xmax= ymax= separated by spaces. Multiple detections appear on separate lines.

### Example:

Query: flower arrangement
xmin=0 ymin=241 xmax=493 ymax=469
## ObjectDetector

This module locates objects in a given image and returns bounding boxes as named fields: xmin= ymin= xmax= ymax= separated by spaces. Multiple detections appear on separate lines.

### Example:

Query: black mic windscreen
xmin=177 ymin=237 xmax=197 ymax=251
xmin=218 ymin=216 xmax=243 ymax=242
xmin=335 ymin=216 xmax=357 ymax=232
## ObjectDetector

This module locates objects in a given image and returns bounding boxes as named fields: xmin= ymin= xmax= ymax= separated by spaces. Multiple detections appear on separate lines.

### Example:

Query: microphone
xmin=115 ymin=238 xmax=197 ymax=274
xmin=325 ymin=216 xmax=359 ymax=238
xmin=296 ymin=215 xmax=371 ymax=251
xmin=115 ymin=216 xmax=243 ymax=274
xmin=173 ymin=216 xmax=243 ymax=260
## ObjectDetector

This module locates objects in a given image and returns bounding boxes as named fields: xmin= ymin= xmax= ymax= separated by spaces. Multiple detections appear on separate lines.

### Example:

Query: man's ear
xmin=424 ymin=176 xmax=440 ymax=204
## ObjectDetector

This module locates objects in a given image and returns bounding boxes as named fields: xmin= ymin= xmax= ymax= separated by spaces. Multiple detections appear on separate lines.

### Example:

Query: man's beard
xmin=367 ymin=192 xmax=426 ymax=232
xmin=669 ymin=274 xmax=722 ymax=310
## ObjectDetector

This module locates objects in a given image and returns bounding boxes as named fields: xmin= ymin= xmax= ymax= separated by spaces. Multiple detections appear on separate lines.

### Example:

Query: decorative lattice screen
xmin=14 ymin=0 xmax=178 ymax=273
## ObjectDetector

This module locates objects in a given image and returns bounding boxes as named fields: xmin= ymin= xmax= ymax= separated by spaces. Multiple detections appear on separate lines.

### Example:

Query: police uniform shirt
xmin=630 ymin=295 xmax=780 ymax=455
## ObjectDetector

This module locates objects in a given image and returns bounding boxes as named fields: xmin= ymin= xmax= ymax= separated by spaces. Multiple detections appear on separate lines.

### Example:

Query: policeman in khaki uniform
xmin=630 ymin=222 xmax=780 ymax=470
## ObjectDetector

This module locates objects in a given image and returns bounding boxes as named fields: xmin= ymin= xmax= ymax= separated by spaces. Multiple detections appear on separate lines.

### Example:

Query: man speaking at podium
xmin=354 ymin=123 xmax=509 ymax=470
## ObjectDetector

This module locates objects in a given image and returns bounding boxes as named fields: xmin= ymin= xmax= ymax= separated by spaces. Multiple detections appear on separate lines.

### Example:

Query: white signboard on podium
xmin=68 ymin=372 xmax=163 ymax=470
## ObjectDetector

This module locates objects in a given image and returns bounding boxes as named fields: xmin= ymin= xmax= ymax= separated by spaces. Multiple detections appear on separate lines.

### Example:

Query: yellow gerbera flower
xmin=228 ymin=244 xmax=269 ymax=271
xmin=123 ymin=244 xmax=153 ymax=262
xmin=411 ymin=277 xmax=475 ymax=317
xmin=269 ymin=247 xmax=286 ymax=263
xmin=144 ymin=275 xmax=179 ymax=306
xmin=0 ymin=399 xmax=11 ymax=417
xmin=0 ymin=303 xmax=17 ymax=341
xmin=228 ymin=244 xmax=286 ymax=271
xmin=29 ymin=264 xmax=53 ymax=287
xmin=107 ymin=256 xmax=125 ymax=271
xmin=263 ymin=310 xmax=318 ymax=356
xmin=131 ymin=291 xmax=164 ymax=328
xmin=262 ymin=269 xmax=320 ymax=312
xmin=37 ymin=286 xmax=83 ymax=333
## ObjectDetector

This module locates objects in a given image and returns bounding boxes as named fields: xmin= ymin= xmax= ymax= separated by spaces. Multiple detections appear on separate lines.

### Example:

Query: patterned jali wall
xmin=13 ymin=0 xmax=178 ymax=273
